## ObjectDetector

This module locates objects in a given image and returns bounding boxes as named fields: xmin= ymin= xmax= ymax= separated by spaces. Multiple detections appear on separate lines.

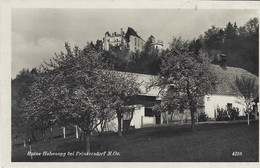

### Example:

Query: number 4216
xmin=232 ymin=152 xmax=242 ymax=156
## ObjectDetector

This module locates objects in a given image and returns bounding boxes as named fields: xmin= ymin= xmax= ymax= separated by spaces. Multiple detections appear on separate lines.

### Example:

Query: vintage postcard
xmin=1 ymin=0 xmax=260 ymax=168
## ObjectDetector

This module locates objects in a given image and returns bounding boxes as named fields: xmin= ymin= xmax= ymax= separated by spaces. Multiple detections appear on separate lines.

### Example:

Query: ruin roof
xmin=148 ymin=35 xmax=155 ymax=39
xmin=125 ymin=27 xmax=145 ymax=42
xmin=105 ymin=31 xmax=111 ymax=36
xmin=125 ymin=27 xmax=140 ymax=38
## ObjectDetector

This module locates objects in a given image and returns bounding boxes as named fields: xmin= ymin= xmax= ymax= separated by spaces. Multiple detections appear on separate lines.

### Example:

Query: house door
xmin=123 ymin=120 xmax=131 ymax=132
xmin=155 ymin=114 xmax=161 ymax=124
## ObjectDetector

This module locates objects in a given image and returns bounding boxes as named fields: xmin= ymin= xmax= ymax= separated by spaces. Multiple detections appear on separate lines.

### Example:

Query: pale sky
xmin=12 ymin=8 xmax=258 ymax=78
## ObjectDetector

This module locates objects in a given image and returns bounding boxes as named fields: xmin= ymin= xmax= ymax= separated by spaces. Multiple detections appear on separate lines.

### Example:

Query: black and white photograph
xmin=1 ymin=0 xmax=259 ymax=166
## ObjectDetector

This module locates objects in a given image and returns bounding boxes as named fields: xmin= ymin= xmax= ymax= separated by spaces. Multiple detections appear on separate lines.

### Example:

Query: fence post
xmin=29 ymin=139 xmax=32 ymax=160
xmin=180 ymin=113 xmax=183 ymax=124
xmin=63 ymin=127 xmax=66 ymax=138
xmin=214 ymin=110 xmax=217 ymax=121
xmin=166 ymin=111 xmax=169 ymax=124
xmin=248 ymin=113 xmax=250 ymax=125
xmin=255 ymin=105 xmax=258 ymax=120
xmin=75 ymin=125 xmax=79 ymax=139
xmin=23 ymin=140 xmax=26 ymax=148
xmin=141 ymin=116 xmax=143 ymax=128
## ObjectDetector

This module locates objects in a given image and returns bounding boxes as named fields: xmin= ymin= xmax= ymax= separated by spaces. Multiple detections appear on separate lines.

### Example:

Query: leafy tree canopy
xmin=153 ymin=36 xmax=218 ymax=131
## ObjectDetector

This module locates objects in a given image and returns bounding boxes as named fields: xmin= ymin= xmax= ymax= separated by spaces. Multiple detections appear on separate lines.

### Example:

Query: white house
xmin=99 ymin=72 xmax=161 ymax=132
xmin=204 ymin=63 xmax=258 ymax=119
xmin=100 ymin=63 xmax=258 ymax=132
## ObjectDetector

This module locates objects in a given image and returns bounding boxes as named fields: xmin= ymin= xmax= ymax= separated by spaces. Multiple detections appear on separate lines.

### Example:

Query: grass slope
xmin=12 ymin=120 xmax=259 ymax=162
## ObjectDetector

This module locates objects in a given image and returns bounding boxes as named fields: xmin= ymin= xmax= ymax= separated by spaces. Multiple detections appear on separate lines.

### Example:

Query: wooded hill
xmin=89 ymin=17 xmax=258 ymax=76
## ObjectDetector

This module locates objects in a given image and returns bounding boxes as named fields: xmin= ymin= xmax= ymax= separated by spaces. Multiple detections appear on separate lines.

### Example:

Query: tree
xmin=223 ymin=22 xmax=238 ymax=52
xmin=102 ymin=71 xmax=140 ymax=136
xmin=98 ymin=50 xmax=128 ymax=72
xmin=23 ymin=42 xmax=140 ymax=152
xmin=235 ymin=74 xmax=258 ymax=125
xmin=12 ymin=68 xmax=38 ymax=144
xmin=154 ymin=37 xmax=217 ymax=132
xmin=21 ymin=70 xmax=59 ymax=142
xmin=200 ymin=18 xmax=259 ymax=76
xmin=238 ymin=18 xmax=259 ymax=76
xmin=38 ymin=43 xmax=119 ymax=152
xmin=203 ymin=26 xmax=224 ymax=51
xmin=189 ymin=38 xmax=203 ymax=55
xmin=201 ymin=26 xmax=224 ymax=65
xmin=244 ymin=18 xmax=259 ymax=36
xmin=127 ymin=48 xmax=160 ymax=75
xmin=95 ymin=39 xmax=103 ymax=52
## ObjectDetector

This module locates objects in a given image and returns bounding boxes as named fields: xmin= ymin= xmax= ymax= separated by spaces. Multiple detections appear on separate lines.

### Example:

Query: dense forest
xmin=194 ymin=17 xmax=259 ymax=76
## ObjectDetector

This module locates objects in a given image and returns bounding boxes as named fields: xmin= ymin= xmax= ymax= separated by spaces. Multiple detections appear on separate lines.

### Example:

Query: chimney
xmin=220 ymin=54 xmax=227 ymax=70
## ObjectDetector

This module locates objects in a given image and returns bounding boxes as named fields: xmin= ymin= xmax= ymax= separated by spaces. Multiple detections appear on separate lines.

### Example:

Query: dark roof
xmin=125 ymin=27 xmax=140 ymax=38
xmin=210 ymin=64 xmax=258 ymax=95
xmin=105 ymin=31 xmax=111 ymax=36
xmin=149 ymin=35 xmax=155 ymax=39
xmin=125 ymin=27 xmax=145 ymax=42
xmin=147 ymin=35 xmax=156 ymax=44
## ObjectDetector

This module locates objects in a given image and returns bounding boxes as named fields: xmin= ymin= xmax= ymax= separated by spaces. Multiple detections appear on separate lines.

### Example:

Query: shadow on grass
xmin=56 ymin=139 xmax=105 ymax=152
xmin=12 ymin=120 xmax=259 ymax=162
xmin=146 ymin=127 xmax=192 ymax=139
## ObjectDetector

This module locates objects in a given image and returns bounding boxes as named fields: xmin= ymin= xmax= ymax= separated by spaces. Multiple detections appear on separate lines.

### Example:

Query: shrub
xmin=198 ymin=112 xmax=208 ymax=122
xmin=246 ymin=112 xmax=255 ymax=120
xmin=216 ymin=107 xmax=240 ymax=121
xmin=228 ymin=107 xmax=240 ymax=120
xmin=216 ymin=108 xmax=229 ymax=121
xmin=236 ymin=116 xmax=247 ymax=120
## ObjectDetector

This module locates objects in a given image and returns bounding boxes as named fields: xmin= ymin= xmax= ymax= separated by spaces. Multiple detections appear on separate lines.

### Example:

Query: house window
xmin=145 ymin=108 xmax=154 ymax=117
xmin=135 ymin=38 xmax=137 ymax=46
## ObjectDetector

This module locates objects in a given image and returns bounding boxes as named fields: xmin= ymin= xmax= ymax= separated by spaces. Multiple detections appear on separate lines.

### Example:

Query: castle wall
xmin=110 ymin=35 xmax=122 ymax=46
xmin=128 ymin=35 xmax=145 ymax=52
xmin=103 ymin=33 xmax=124 ymax=51
xmin=103 ymin=28 xmax=161 ymax=52
xmin=152 ymin=43 xmax=163 ymax=51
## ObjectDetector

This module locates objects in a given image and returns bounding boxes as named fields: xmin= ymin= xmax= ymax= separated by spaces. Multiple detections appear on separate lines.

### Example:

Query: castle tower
xmin=103 ymin=31 xmax=111 ymax=51
xmin=147 ymin=35 xmax=163 ymax=51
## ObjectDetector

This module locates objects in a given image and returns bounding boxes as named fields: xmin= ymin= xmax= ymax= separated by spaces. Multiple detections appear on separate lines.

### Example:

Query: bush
xmin=228 ymin=107 xmax=240 ymax=120
xmin=247 ymin=112 xmax=256 ymax=119
xmin=216 ymin=107 xmax=240 ymax=121
xmin=216 ymin=108 xmax=229 ymax=121
xmin=236 ymin=114 xmax=255 ymax=120
xmin=236 ymin=116 xmax=247 ymax=120
xmin=198 ymin=112 xmax=208 ymax=122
